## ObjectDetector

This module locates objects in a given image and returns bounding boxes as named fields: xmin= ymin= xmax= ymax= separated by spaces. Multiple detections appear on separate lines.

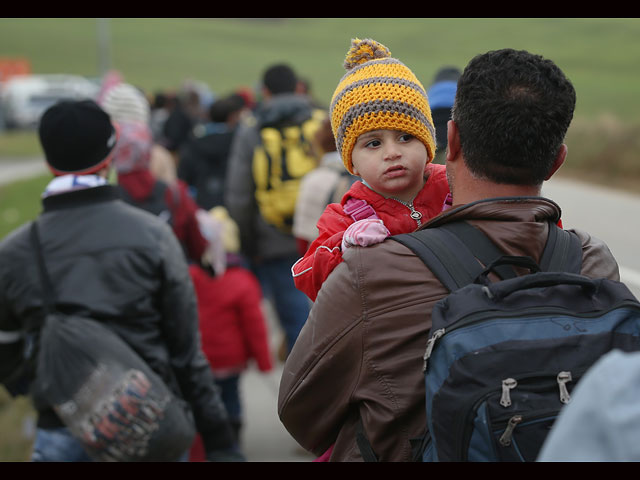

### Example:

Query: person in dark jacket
xmin=225 ymin=64 xmax=325 ymax=356
xmin=178 ymin=94 xmax=247 ymax=210
xmin=0 ymin=100 xmax=242 ymax=462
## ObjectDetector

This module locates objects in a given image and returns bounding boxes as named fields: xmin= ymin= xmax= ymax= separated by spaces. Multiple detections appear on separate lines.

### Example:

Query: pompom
xmin=343 ymin=38 xmax=392 ymax=70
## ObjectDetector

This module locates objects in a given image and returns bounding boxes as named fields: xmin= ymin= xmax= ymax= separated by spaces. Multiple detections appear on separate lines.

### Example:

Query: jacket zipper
xmin=391 ymin=197 xmax=422 ymax=227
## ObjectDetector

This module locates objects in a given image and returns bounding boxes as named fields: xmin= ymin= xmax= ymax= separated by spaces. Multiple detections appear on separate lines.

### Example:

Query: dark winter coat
xmin=177 ymin=125 xmax=236 ymax=210
xmin=0 ymin=185 xmax=234 ymax=453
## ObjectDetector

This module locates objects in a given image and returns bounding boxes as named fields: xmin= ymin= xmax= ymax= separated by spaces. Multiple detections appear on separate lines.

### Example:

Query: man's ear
xmin=445 ymin=120 xmax=461 ymax=163
xmin=545 ymin=144 xmax=568 ymax=180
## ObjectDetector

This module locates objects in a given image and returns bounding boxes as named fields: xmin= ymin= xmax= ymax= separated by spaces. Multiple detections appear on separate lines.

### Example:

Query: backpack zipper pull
xmin=423 ymin=328 xmax=445 ymax=371
xmin=500 ymin=378 xmax=518 ymax=407
xmin=557 ymin=371 xmax=572 ymax=404
xmin=499 ymin=415 xmax=523 ymax=447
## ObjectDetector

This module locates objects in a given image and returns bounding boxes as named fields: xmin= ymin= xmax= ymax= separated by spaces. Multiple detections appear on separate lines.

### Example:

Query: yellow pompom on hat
xmin=330 ymin=38 xmax=436 ymax=174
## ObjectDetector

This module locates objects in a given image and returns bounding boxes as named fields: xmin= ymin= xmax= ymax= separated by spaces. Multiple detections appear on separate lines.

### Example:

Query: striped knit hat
xmin=101 ymin=83 xmax=150 ymax=126
xmin=330 ymin=38 xmax=436 ymax=174
xmin=111 ymin=121 xmax=153 ymax=174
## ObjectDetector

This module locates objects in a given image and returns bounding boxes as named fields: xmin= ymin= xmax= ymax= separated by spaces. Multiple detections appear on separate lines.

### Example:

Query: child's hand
xmin=342 ymin=219 xmax=391 ymax=250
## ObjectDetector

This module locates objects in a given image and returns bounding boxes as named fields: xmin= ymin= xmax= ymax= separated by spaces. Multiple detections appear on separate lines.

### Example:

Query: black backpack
xmin=389 ymin=219 xmax=640 ymax=462
xmin=118 ymin=181 xmax=178 ymax=227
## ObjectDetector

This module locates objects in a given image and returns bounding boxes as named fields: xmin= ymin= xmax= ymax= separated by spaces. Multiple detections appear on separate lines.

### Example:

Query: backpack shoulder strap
xmin=355 ymin=415 xmax=378 ymax=462
xmin=391 ymin=220 xmax=576 ymax=292
xmin=29 ymin=221 xmax=56 ymax=314
xmin=391 ymin=224 xmax=485 ymax=292
xmin=437 ymin=222 xmax=520 ymax=281
xmin=539 ymin=221 xmax=582 ymax=273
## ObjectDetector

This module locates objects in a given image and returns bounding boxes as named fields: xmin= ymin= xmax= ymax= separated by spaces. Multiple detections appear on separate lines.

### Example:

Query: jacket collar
xmin=41 ymin=184 xmax=120 ymax=212
xmin=423 ymin=196 xmax=563 ymax=229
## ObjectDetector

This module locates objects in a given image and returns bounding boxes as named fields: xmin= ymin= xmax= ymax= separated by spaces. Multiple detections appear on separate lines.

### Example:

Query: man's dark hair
xmin=208 ymin=94 xmax=246 ymax=123
xmin=452 ymin=49 xmax=576 ymax=185
xmin=262 ymin=64 xmax=298 ymax=95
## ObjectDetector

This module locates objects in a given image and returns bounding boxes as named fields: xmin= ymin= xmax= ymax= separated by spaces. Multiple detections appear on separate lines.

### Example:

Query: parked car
xmin=0 ymin=74 xmax=100 ymax=129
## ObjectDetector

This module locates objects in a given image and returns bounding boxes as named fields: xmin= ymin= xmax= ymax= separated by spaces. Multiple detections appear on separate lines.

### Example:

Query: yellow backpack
xmin=252 ymin=109 xmax=326 ymax=233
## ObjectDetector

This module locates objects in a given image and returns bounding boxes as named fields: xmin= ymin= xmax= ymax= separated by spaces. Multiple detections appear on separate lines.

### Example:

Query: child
xmin=292 ymin=38 xmax=451 ymax=301
xmin=188 ymin=207 xmax=273 ymax=461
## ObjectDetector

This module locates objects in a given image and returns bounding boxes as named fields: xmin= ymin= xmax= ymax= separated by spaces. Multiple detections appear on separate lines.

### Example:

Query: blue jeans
xmin=31 ymin=427 xmax=190 ymax=462
xmin=253 ymin=255 xmax=311 ymax=354
xmin=215 ymin=375 xmax=241 ymax=421
xmin=31 ymin=427 xmax=93 ymax=462
xmin=214 ymin=375 xmax=242 ymax=446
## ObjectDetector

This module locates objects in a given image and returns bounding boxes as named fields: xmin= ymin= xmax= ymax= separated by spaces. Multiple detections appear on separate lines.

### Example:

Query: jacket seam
xmin=278 ymin=317 xmax=363 ymax=411
xmin=352 ymin=247 xmax=408 ymax=460
xmin=291 ymin=245 xmax=341 ymax=277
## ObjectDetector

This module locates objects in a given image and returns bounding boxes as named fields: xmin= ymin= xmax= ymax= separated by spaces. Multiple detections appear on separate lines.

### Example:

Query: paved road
xmin=0 ymin=156 xmax=47 ymax=186
xmin=543 ymin=175 xmax=640 ymax=298
xmin=240 ymin=302 xmax=314 ymax=462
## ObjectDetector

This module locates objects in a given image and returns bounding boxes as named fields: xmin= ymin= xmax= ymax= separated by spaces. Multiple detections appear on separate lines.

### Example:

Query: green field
xmin=1 ymin=18 xmax=639 ymax=120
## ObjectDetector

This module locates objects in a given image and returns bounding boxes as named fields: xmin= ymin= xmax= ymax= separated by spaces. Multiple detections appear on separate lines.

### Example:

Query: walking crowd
xmin=0 ymin=36 xmax=639 ymax=462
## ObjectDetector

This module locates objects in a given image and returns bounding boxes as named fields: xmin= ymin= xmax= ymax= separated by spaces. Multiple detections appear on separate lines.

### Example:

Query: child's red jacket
xmin=189 ymin=263 xmax=273 ymax=373
xmin=292 ymin=163 xmax=450 ymax=301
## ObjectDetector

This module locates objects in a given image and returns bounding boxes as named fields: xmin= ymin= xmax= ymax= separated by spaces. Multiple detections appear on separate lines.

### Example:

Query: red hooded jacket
xmin=189 ymin=263 xmax=273 ymax=373
xmin=292 ymin=163 xmax=451 ymax=301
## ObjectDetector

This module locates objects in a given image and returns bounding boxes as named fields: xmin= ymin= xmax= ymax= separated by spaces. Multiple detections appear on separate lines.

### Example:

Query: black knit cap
xmin=38 ymin=99 xmax=117 ymax=176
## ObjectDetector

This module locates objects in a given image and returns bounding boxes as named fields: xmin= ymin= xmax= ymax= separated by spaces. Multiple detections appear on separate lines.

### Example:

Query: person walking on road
xmin=0 ymin=99 xmax=242 ymax=462
xmin=225 ymin=63 xmax=325 ymax=356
